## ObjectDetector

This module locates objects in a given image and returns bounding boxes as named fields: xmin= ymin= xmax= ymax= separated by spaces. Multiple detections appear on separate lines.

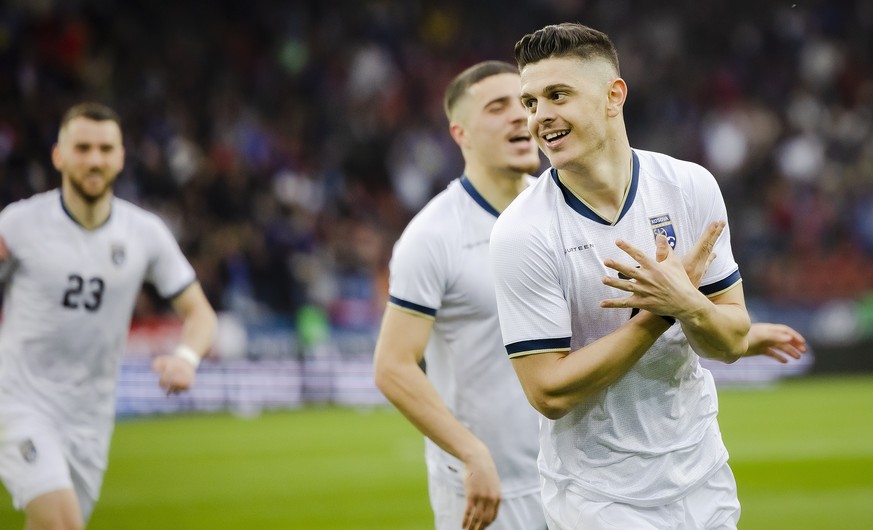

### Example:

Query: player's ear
xmin=50 ymin=143 xmax=63 ymax=171
xmin=606 ymin=78 xmax=627 ymax=118
xmin=449 ymin=122 xmax=466 ymax=148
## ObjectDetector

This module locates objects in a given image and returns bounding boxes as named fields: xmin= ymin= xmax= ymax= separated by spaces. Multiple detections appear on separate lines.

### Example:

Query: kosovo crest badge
xmin=111 ymin=243 xmax=126 ymax=267
xmin=649 ymin=214 xmax=676 ymax=249
xmin=19 ymin=439 xmax=37 ymax=463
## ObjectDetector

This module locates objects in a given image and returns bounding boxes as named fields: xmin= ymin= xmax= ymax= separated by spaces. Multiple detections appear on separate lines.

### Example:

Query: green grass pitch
xmin=2 ymin=375 xmax=872 ymax=529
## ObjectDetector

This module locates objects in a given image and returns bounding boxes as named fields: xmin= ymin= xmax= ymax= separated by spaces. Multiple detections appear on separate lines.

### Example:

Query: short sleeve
xmin=490 ymin=217 xmax=571 ymax=358
xmin=144 ymin=216 xmax=196 ymax=299
xmin=386 ymin=221 xmax=448 ymax=319
xmin=688 ymin=166 xmax=741 ymax=295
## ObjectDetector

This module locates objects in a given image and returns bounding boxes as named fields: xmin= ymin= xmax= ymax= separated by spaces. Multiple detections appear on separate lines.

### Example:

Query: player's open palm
xmin=462 ymin=450 xmax=501 ymax=530
xmin=152 ymin=355 xmax=196 ymax=395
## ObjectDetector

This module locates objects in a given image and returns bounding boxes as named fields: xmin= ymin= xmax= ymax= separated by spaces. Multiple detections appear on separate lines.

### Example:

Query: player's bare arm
xmin=512 ymin=222 xmax=726 ymax=419
xmin=152 ymin=281 xmax=217 ymax=394
xmin=373 ymin=306 xmax=501 ymax=530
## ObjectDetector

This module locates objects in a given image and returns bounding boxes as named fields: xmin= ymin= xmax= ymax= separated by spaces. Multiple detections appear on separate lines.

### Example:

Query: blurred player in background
xmin=373 ymin=61 xmax=547 ymax=530
xmin=0 ymin=102 xmax=217 ymax=529
xmin=490 ymin=23 xmax=806 ymax=529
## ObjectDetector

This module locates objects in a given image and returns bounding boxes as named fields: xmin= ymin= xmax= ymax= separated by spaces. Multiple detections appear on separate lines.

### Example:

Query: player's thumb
xmin=655 ymin=234 xmax=671 ymax=262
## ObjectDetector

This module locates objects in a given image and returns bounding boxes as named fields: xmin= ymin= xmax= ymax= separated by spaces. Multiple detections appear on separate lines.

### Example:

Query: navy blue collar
xmin=551 ymin=150 xmax=639 ymax=225
xmin=460 ymin=175 xmax=500 ymax=218
xmin=60 ymin=193 xmax=113 ymax=230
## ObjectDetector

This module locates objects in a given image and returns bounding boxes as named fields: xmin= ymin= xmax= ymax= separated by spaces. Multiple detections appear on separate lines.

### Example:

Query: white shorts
xmin=428 ymin=475 xmax=548 ymax=530
xmin=543 ymin=461 xmax=741 ymax=530
xmin=0 ymin=401 xmax=108 ymax=521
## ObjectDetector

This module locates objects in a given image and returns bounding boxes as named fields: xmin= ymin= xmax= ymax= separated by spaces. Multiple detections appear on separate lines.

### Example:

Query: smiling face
xmin=52 ymin=116 xmax=125 ymax=203
xmin=520 ymin=55 xmax=625 ymax=173
xmin=451 ymin=72 xmax=541 ymax=175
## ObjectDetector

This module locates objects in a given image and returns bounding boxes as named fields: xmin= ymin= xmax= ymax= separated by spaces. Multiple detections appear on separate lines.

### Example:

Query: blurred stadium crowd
xmin=2 ymin=0 xmax=873 ymax=336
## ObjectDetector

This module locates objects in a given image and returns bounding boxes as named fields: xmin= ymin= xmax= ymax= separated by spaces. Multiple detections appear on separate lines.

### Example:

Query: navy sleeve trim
xmin=699 ymin=269 xmax=741 ymax=296
xmin=388 ymin=295 xmax=438 ymax=317
xmin=505 ymin=337 xmax=572 ymax=357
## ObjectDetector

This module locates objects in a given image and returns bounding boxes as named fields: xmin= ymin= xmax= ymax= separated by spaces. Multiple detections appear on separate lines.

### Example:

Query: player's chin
xmin=506 ymin=153 xmax=541 ymax=174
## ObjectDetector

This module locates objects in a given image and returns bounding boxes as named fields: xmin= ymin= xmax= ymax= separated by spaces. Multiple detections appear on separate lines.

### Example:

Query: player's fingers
xmin=654 ymin=233 xmax=671 ymax=262
xmin=692 ymin=221 xmax=725 ymax=256
xmin=462 ymin=500 xmax=476 ymax=529
xmin=780 ymin=345 xmax=803 ymax=359
xmin=602 ymin=275 xmax=637 ymax=293
xmin=614 ymin=239 xmax=654 ymax=267
xmin=705 ymin=252 xmax=717 ymax=271
xmin=481 ymin=498 xmax=499 ymax=527
xmin=603 ymin=258 xmax=640 ymax=279
xmin=766 ymin=348 xmax=788 ymax=363
xmin=467 ymin=500 xmax=497 ymax=530
xmin=600 ymin=296 xmax=637 ymax=309
xmin=685 ymin=221 xmax=724 ymax=269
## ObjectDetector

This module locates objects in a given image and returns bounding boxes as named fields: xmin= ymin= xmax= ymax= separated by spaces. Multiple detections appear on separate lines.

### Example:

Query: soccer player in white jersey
xmin=0 ymin=103 xmax=217 ymax=528
xmin=373 ymin=61 xmax=548 ymax=530
xmin=489 ymin=24 xmax=807 ymax=529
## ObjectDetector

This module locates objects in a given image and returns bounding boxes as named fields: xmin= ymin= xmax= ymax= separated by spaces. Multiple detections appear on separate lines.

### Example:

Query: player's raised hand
xmin=744 ymin=323 xmax=807 ymax=363
xmin=601 ymin=233 xmax=708 ymax=319
xmin=462 ymin=447 xmax=501 ymax=530
xmin=152 ymin=354 xmax=197 ymax=395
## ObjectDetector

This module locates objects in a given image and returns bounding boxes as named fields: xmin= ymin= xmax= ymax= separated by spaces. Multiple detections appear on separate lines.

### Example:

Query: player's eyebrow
xmin=542 ymin=83 xmax=574 ymax=94
xmin=482 ymin=95 xmax=511 ymax=109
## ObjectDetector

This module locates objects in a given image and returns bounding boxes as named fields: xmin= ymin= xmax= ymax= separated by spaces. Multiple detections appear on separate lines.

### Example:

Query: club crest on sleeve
xmin=111 ymin=243 xmax=126 ymax=266
xmin=649 ymin=214 xmax=676 ymax=249
xmin=19 ymin=439 xmax=38 ymax=463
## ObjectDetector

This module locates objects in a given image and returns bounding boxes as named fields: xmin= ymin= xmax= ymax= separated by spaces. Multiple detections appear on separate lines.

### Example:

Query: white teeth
xmin=544 ymin=131 xmax=566 ymax=141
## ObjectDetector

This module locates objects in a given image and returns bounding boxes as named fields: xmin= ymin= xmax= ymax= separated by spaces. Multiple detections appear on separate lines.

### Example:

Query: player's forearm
xmin=178 ymin=302 xmax=217 ymax=356
xmin=679 ymin=299 xmax=750 ymax=363
xmin=513 ymin=311 xmax=670 ymax=419
xmin=374 ymin=359 xmax=488 ymax=464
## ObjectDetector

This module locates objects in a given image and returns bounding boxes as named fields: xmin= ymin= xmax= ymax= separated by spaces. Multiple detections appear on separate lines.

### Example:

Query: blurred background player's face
xmin=53 ymin=117 xmax=125 ymax=203
xmin=521 ymin=56 xmax=615 ymax=173
xmin=458 ymin=73 xmax=541 ymax=175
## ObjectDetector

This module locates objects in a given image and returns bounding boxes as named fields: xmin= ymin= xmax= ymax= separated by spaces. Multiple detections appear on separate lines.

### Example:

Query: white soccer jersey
xmin=0 ymin=189 xmax=195 ymax=434
xmin=491 ymin=149 xmax=741 ymax=506
xmin=388 ymin=176 xmax=541 ymax=499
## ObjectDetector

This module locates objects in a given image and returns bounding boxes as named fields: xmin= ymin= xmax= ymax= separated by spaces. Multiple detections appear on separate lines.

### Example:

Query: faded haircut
xmin=514 ymin=22 xmax=620 ymax=74
xmin=59 ymin=102 xmax=121 ymax=134
xmin=443 ymin=60 xmax=518 ymax=120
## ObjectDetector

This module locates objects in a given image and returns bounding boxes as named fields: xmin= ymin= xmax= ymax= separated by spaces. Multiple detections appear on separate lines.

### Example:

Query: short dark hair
xmin=514 ymin=23 xmax=619 ymax=74
xmin=59 ymin=102 xmax=121 ymax=132
xmin=443 ymin=60 xmax=518 ymax=120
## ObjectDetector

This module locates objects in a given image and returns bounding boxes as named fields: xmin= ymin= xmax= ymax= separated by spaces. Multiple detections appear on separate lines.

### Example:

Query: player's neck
xmin=464 ymin=165 xmax=529 ymax=214
xmin=61 ymin=186 xmax=113 ymax=230
xmin=557 ymin=145 xmax=632 ymax=222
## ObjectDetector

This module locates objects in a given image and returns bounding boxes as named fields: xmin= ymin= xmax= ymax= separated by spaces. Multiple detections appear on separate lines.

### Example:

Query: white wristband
xmin=173 ymin=344 xmax=201 ymax=369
